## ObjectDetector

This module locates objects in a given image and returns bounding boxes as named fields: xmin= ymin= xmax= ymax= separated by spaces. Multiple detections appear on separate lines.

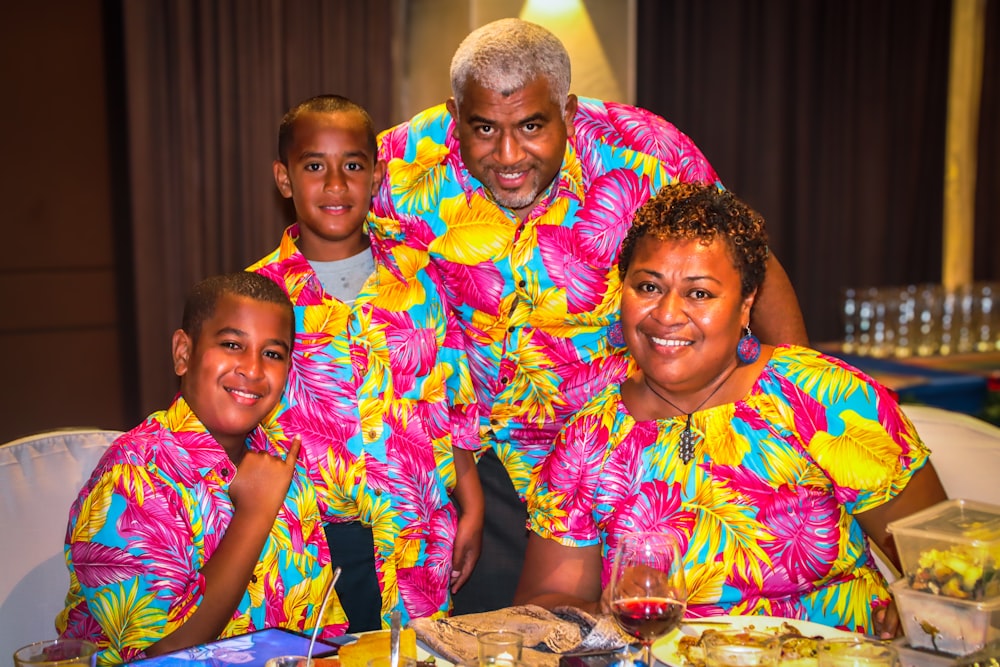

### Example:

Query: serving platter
xmin=650 ymin=615 xmax=858 ymax=667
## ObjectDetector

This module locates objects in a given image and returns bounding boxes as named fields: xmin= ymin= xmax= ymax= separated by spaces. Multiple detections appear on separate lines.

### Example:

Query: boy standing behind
xmin=248 ymin=95 xmax=483 ymax=629
xmin=59 ymin=272 xmax=347 ymax=666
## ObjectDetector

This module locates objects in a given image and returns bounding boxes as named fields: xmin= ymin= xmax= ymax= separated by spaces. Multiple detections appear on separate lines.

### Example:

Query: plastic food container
xmin=887 ymin=498 xmax=1000 ymax=600
xmin=889 ymin=637 xmax=952 ymax=667
xmin=891 ymin=579 xmax=1000 ymax=655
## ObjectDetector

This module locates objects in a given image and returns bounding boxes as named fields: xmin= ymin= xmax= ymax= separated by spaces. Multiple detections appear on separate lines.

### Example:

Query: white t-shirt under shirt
xmin=308 ymin=246 xmax=375 ymax=305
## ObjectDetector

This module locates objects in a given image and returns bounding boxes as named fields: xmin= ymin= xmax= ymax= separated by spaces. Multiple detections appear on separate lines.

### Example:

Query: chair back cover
xmin=903 ymin=404 xmax=1000 ymax=505
xmin=0 ymin=428 xmax=121 ymax=661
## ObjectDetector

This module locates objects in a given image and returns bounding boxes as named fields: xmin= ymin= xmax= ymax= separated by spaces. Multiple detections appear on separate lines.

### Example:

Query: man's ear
xmin=564 ymin=94 xmax=579 ymax=140
xmin=372 ymin=159 xmax=387 ymax=197
xmin=172 ymin=329 xmax=193 ymax=377
xmin=446 ymin=97 xmax=460 ymax=139
xmin=273 ymin=160 xmax=293 ymax=199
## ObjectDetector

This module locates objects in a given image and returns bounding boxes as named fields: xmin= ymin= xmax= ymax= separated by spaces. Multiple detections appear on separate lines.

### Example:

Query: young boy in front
xmin=58 ymin=272 xmax=347 ymax=666
xmin=248 ymin=95 xmax=483 ymax=629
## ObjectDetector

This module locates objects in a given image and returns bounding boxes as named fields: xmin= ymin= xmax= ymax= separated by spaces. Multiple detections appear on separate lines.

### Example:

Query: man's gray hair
xmin=450 ymin=18 xmax=571 ymax=111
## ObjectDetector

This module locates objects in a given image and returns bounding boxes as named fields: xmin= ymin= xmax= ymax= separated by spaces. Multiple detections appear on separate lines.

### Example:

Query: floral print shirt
xmin=248 ymin=225 xmax=479 ymax=626
xmin=58 ymin=396 xmax=345 ymax=666
xmin=370 ymin=98 xmax=719 ymax=497
xmin=528 ymin=346 xmax=931 ymax=634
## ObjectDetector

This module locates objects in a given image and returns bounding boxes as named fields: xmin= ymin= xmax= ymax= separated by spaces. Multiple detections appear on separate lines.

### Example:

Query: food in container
xmin=887 ymin=499 xmax=1000 ymax=601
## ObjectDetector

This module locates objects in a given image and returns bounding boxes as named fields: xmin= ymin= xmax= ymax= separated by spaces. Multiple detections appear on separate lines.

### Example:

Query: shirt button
xmin=220 ymin=468 xmax=230 ymax=477
xmin=250 ymin=574 xmax=258 ymax=583
xmin=518 ymin=280 xmax=526 ymax=288
xmin=368 ymin=429 xmax=377 ymax=439
xmin=507 ymin=326 xmax=515 ymax=333
xmin=501 ymin=377 xmax=509 ymax=384
xmin=490 ymin=419 xmax=499 ymax=425
xmin=374 ymin=489 xmax=382 ymax=497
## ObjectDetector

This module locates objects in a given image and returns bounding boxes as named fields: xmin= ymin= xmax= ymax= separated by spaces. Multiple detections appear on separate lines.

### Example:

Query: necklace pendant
xmin=679 ymin=423 xmax=696 ymax=464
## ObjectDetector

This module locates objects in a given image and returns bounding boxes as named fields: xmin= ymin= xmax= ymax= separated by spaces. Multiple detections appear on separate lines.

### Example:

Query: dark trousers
xmin=324 ymin=521 xmax=382 ymax=632
xmin=451 ymin=448 xmax=530 ymax=614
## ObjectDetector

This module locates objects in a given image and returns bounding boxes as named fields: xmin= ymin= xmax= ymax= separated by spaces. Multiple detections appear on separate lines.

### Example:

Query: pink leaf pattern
xmin=536 ymin=225 xmax=608 ymax=314
xmin=573 ymin=169 xmax=650 ymax=266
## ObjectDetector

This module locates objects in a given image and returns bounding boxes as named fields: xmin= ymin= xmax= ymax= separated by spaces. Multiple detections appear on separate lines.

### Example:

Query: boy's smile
xmin=273 ymin=109 xmax=386 ymax=261
xmin=172 ymin=293 xmax=292 ymax=458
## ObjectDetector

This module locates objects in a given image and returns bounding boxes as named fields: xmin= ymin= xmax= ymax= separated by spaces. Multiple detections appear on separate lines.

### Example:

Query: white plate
xmin=650 ymin=615 xmax=857 ymax=667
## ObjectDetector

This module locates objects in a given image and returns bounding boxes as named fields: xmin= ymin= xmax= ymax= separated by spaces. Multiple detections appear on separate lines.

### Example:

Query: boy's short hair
xmin=182 ymin=272 xmax=294 ymax=343
xmin=277 ymin=94 xmax=377 ymax=164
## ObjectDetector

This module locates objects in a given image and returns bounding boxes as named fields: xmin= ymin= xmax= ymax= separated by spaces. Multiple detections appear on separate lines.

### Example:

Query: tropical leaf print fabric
xmin=370 ymin=99 xmax=720 ymax=498
xmin=58 ymin=396 xmax=345 ymax=666
xmin=527 ymin=346 xmax=931 ymax=635
xmin=248 ymin=225 xmax=478 ymax=626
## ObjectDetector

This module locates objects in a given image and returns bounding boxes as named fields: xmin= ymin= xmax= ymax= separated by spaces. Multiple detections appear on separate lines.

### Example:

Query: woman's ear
xmin=172 ymin=329 xmax=192 ymax=377
xmin=742 ymin=288 xmax=758 ymax=327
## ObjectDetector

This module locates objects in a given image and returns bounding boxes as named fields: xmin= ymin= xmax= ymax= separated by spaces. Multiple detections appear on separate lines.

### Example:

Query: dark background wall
xmin=0 ymin=1 xmax=130 ymax=441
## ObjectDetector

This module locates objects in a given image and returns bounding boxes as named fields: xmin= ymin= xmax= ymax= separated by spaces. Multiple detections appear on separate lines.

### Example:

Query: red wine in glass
xmin=609 ymin=532 xmax=687 ymax=667
xmin=611 ymin=597 xmax=685 ymax=643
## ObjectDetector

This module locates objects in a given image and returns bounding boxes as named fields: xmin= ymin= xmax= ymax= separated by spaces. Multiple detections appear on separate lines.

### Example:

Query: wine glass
xmin=609 ymin=531 xmax=687 ymax=667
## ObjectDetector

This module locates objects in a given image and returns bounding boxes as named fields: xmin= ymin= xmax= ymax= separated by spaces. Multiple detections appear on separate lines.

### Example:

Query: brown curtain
xmin=636 ymin=0 xmax=957 ymax=342
xmin=975 ymin=0 xmax=999 ymax=280
xmin=114 ymin=0 xmax=398 ymax=419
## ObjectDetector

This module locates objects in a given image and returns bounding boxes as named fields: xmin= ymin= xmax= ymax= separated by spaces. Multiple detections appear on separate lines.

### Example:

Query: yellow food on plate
xmin=338 ymin=629 xmax=418 ymax=667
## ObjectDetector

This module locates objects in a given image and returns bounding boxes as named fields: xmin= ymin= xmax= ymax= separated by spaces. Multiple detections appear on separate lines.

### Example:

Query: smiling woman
xmin=513 ymin=182 xmax=949 ymax=638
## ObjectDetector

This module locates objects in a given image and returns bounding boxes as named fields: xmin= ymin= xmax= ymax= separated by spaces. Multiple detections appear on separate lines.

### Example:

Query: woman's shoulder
xmin=761 ymin=344 xmax=888 ymax=405
xmin=767 ymin=344 xmax=865 ymax=376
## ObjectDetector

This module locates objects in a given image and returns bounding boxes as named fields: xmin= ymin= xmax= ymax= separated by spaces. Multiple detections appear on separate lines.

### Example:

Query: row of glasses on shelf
xmin=840 ymin=282 xmax=1000 ymax=358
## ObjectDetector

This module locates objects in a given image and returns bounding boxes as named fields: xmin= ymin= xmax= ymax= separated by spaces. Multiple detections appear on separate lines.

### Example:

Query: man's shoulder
xmin=571 ymin=96 xmax=718 ymax=183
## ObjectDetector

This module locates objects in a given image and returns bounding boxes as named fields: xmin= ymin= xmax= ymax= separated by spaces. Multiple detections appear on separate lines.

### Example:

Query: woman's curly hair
xmin=617 ymin=182 xmax=769 ymax=298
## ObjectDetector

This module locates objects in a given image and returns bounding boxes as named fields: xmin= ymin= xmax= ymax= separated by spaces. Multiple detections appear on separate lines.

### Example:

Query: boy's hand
xmin=229 ymin=435 xmax=302 ymax=517
xmin=450 ymin=512 xmax=483 ymax=593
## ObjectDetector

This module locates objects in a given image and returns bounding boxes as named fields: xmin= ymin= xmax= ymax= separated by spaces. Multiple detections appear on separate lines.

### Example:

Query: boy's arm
xmin=145 ymin=437 xmax=302 ymax=656
xmin=450 ymin=447 xmax=484 ymax=593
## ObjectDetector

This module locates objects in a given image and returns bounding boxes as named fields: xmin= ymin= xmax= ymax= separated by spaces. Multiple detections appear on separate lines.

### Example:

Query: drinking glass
xmin=264 ymin=657 xmax=311 ymax=667
xmin=816 ymin=637 xmax=898 ymax=667
xmin=368 ymin=659 xmax=417 ymax=667
xmin=701 ymin=629 xmax=780 ymax=667
xmin=13 ymin=639 xmax=98 ymax=667
xmin=608 ymin=531 xmax=687 ymax=667
xmin=477 ymin=630 xmax=523 ymax=665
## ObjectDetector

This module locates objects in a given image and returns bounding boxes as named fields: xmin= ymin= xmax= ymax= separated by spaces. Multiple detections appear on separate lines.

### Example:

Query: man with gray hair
xmin=369 ymin=17 xmax=807 ymax=612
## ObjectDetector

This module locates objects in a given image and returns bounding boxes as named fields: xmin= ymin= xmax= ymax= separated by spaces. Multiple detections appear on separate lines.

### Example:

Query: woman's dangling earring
xmin=607 ymin=321 xmax=626 ymax=348
xmin=736 ymin=325 xmax=761 ymax=363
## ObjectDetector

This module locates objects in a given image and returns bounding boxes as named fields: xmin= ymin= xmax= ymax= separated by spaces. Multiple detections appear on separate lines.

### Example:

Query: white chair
xmin=902 ymin=404 xmax=1000 ymax=505
xmin=870 ymin=405 xmax=1000 ymax=582
xmin=0 ymin=428 xmax=122 ymax=661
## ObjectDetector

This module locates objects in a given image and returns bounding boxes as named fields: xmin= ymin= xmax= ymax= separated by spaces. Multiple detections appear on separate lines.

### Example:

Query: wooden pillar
xmin=942 ymin=0 xmax=987 ymax=290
